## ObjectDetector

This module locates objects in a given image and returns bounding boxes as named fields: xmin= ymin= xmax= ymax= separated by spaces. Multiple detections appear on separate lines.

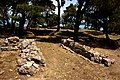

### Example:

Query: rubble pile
xmin=0 ymin=36 xmax=19 ymax=51
xmin=0 ymin=36 xmax=45 ymax=76
xmin=17 ymin=39 xmax=45 ymax=76
xmin=62 ymin=38 xmax=115 ymax=67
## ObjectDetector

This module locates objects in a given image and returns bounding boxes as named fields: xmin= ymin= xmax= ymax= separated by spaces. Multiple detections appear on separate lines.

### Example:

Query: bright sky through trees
xmin=53 ymin=0 xmax=77 ymax=15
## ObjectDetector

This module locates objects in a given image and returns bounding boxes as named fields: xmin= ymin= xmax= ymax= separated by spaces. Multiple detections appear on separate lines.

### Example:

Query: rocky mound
xmin=0 ymin=36 xmax=45 ymax=76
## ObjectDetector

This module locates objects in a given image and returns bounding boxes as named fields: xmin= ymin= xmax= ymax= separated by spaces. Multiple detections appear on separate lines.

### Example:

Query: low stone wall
xmin=62 ymin=38 xmax=115 ymax=67
xmin=0 ymin=36 xmax=45 ymax=76
xmin=0 ymin=36 xmax=19 ymax=51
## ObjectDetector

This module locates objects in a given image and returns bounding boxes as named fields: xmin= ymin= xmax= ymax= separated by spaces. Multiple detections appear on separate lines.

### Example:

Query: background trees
xmin=62 ymin=3 xmax=76 ymax=29
xmin=0 ymin=0 xmax=119 ymax=43
xmin=72 ymin=0 xmax=120 ymax=40
xmin=0 ymin=0 xmax=56 ymax=35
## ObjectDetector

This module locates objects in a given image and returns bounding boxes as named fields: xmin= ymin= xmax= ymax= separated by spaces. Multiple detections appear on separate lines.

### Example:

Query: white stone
xmin=23 ymin=61 xmax=34 ymax=68
xmin=33 ymin=63 xmax=39 ymax=69
xmin=21 ymin=49 xmax=30 ymax=53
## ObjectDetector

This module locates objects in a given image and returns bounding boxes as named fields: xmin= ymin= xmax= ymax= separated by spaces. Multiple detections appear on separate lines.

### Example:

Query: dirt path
xmin=35 ymin=42 xmax=120 ymax=80
xmin=0 ymin=41 xmax=120 ymax=80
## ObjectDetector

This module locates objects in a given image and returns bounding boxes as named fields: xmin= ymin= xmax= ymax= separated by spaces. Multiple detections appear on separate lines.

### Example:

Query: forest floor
xmin=0 ymin=29 xmax=120 ymax=80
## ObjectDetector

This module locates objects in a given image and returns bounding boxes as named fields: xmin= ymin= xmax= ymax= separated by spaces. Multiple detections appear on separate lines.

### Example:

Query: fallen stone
xmin=11 ymin=46 xmax=19 ymax=51
xmin=0 ymin=70 xmax=4 ymax=75
xmin=21 ymin=49 xmax=30 ymax=53
xmin=19 ymin=53 xmax=28 ymax=59
xmin=18 ymin=65 xmax=37 ymax=76
xmin=16 ymin=57 xmax=27 ymax=67
xmin=0 ymin=46 xmax=9 ymax=51
xmin=28 ymin=66 xmax=37 ymax=75
xmin=33 ymin=63 xmax=39 ymax=69
xmin=0 ymin=39 xmax=8 ymax=46
xmin=18 ymin=39 xmax=30 ymax=49
xmin=102 ymin=58 xmax=115 ymax=67
xmin=18 ymin=66 xmax=29 ymax=75
xmin=9 ymin=69 xmax=13 ymax=72
xmin=31 ymin=42 xmax=36 ymax=46
xmin=8 ymin=36 xmax=19 ymax=43
xmin=31 ymin=55 xmax=41 ymax=62
xmin=30 ymin=50 xmax=39 ymax=55
xmin=23 ymin=61 xmax=34 ymax=68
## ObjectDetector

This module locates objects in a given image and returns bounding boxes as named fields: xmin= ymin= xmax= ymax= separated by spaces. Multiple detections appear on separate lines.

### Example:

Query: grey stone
xmin=23 ymin=61 xmax=34 ymax=68
xmin=18 ymin=66 xmax=29 ymax=75
xmin=33 ymin=63 xmax=39 ymax=69
xmin=16 ymin=58 xmax=27 ymax=66
xmin=19 ymin=53 xmax=27 ymax=59
xmin=21 ymin=49 xmax=30 ymax=53
xmin=8 ymin=36 xmax=19 ymax=43
xmin=18 ymin=39 xmax=31 ymax=49
xmin=30 ymin=51 xmax=39 ymax=55
xmin=11 ymin=46 xmax=19 ymax=51
xmin=0 ymin=39 xmax=8 ymax=46
xmin=0 ymin=46 xmax=9 ymax=51
xmin=31 ymin=55 xmax=41 ymax=62
xmin=18 ymin=64 xmax=36 ymax=76
xmin=31 ymin=42 xmax=36 ymax=46
xmin=102 ymin=58 xmax=115 ymax=66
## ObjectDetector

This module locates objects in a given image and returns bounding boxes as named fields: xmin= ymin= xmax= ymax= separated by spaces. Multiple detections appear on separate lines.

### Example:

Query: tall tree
xmin=56 ymin=0 xmax=65 ymax=31
xmin=74 ymin=0 xmax=89 ymax=41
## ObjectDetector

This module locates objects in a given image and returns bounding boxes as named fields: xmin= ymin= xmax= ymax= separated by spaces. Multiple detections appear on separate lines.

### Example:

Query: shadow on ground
xmin=0 ymin=28 xmax=120 ymax=50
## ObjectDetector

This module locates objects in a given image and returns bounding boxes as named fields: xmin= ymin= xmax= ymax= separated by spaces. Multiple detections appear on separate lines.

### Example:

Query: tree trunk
xmin=103 ymin=18 xmax=109 ymax=40
xmin=26 ymin=18 xmax=33 ymax=30
xmin=74 ymin=0 xmax=85 ymax=41
xmin=45 ymin=10 xmax=49 ymax=27
xmin=19 ymin=12 xmax=25 ymax=36
xmin=56 ymin=0 xmax=60 ymax=31
xmin=10 ymin=9 xmax=16 ymax=34
xmin=2 ymin=9 xmax=7 ymax=33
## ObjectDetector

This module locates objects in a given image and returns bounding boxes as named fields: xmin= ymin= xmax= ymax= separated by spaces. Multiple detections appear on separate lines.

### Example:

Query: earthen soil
xmin=0 ymin=41 xmax=120 ymax=80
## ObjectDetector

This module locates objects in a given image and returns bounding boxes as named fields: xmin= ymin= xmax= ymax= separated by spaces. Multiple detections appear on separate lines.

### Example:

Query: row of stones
xmin=62 ymin=38 xmax=115 ymax=67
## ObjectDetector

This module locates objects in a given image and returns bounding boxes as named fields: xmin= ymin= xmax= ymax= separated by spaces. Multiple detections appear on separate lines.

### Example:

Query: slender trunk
xmin=1 ymin=9 xmax=6 ymax=33
xmin=74 ymin=0 xmax=85 ymax=41
xmin=103 ymin=18 xmax=109 ymax=40
xmin=57 ymin=0 xmax=60 ymax=31
xmin=19 ymin=12 xmax=25 ymax=35
xmin=46 ymin=10 xmax=49 ymax=27
xmin=11 ymin=9 xmax=16 ymax=34
xmin=26 ymin=18 xmax=33 ymax=30
xmin=6 ymin=19 xmax=10 ymax=28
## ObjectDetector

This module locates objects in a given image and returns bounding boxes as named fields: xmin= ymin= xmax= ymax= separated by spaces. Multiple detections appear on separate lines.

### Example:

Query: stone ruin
xmin=0 ymin=36 xmax=45 ymax=76
xmin=0 ymin=36 xmax=19 ymax=51
xmin=61 ymin=38 xmax=115 ymax=67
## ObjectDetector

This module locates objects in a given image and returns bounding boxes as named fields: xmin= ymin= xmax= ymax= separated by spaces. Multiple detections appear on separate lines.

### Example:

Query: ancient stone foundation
xmin=61 ymin=38 xmax=115 ymax=67
xmin=0 ymin=36 xmax=45 ymax=76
